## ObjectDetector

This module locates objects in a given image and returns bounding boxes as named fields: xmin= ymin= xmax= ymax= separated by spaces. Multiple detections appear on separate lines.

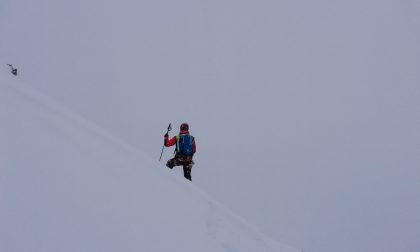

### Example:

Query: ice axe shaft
xmin=159 ymin=123 xmax=172 ymax=161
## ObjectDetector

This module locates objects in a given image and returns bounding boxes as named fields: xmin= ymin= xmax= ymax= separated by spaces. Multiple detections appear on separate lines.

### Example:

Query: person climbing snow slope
xmin=164 ymin=123 xmax=196 ymax=181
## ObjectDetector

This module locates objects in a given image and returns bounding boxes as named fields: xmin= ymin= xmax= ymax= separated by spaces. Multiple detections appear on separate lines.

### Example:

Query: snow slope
xmin=0 ymin=72 xmax=298 ymax=252
xmin=1 ymin=1 xmax=420 ymax=252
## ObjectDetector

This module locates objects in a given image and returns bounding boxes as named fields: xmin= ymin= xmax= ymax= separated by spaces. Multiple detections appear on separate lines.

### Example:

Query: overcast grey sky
xmin=1 ymin=0 xmax=420 ymax=251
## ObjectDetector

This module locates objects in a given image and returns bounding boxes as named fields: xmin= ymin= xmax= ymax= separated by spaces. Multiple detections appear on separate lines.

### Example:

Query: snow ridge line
xmin=1 ymin=75 xmax=150 ymax=163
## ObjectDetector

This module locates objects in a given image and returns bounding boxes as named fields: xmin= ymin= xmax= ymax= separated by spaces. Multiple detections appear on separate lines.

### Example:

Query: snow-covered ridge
xmin=0 ymin=73 xmax=298 ymax=252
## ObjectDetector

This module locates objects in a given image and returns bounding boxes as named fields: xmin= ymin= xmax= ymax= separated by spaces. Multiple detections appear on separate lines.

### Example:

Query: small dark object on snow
xmin=7 ymin=64 xmax=17 ymax=76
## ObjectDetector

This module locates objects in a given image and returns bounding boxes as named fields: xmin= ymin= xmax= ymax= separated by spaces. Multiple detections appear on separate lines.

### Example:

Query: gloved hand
xmin=164 ymin=133 xmax=169 ymax=138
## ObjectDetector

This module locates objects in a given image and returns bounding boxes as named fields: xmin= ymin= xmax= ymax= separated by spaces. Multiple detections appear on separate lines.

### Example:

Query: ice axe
xmin=159 ymin=123 xmax=172 ymax=161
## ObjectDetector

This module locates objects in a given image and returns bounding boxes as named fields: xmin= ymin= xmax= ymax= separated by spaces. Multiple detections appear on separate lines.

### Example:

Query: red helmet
xmin=180 ymin=123 xmax=189 ymax=131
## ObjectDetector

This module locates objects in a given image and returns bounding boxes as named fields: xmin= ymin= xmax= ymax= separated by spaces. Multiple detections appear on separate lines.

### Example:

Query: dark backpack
xmin=177 ymin=135 xmax=194 ymax=156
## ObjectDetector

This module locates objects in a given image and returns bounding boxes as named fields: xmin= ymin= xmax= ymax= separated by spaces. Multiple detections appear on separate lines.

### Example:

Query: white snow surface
xmin=0 ymin=72 xmax=298 ymax=252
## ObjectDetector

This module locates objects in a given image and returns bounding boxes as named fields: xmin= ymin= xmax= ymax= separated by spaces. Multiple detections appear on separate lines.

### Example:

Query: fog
xmin=1 ymin=0 xmax=419 ymax=251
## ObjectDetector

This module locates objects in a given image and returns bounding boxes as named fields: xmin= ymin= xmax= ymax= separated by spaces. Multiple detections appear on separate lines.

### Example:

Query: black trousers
xmin=166 ymin=155 xmax=194 ymax=181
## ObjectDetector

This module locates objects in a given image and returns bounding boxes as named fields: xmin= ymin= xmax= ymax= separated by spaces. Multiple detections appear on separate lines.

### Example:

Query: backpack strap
xmin=175 ymin=134 xmax=180 ymax=154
